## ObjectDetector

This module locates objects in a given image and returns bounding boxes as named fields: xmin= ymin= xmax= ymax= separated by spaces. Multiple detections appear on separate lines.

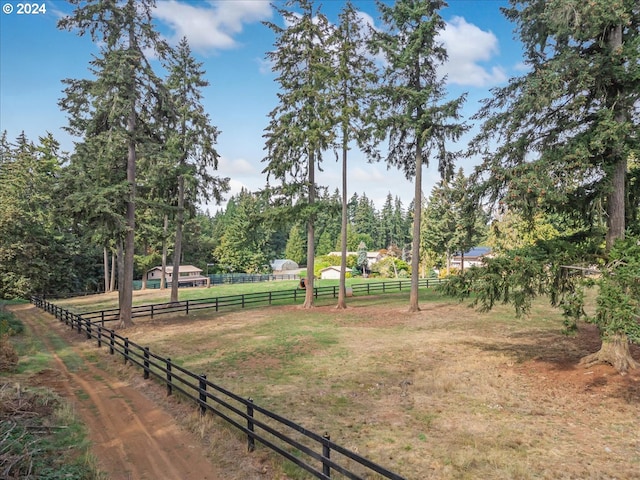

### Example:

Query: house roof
xmin=148 ymin=265 xmax=202 ymax=274
xmin=320 ymin=266 xmax=352 ymax=272
xmin=453 ymin=247 xmax=492 ymax=258
xmin=327 ymin=252 xmax=381 ymax=258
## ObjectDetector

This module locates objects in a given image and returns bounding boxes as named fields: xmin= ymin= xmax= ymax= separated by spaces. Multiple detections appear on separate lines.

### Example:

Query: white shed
xmin=319 ymin=266 xmax=352 ymax=280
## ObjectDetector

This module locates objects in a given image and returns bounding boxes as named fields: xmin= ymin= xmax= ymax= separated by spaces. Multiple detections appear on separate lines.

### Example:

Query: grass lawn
xmin=57 ymin=287 xmax=640 ymax=479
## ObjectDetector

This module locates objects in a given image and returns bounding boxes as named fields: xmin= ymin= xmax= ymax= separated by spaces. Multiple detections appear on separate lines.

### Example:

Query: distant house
xmin=270 ymin=259 xmax=299 ymax=272
xmin=146 ymin=265 xmax=209 ymax=287
xmin=327 ymin=251 xmax=384 ymax=265
xmin=451 ymin=247 xmax=492 ymax=270
xmin=319 ymin=266 xmax=352 ymax=280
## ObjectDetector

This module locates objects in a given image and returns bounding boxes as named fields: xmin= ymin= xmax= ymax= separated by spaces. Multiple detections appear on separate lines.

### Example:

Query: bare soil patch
xmin=8 ymin=304 xmax=281 ymax=480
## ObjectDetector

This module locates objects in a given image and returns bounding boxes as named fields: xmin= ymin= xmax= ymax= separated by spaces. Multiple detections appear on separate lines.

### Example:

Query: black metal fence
xmin=31 ymin=296 xmax=408 ymax=480
xmin=77 ymin=278 xmax=445 ymax=325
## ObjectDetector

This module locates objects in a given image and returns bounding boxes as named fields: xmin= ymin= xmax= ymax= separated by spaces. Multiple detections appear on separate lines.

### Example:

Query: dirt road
xmin=10 ymin=303 xmax=225 ymax=480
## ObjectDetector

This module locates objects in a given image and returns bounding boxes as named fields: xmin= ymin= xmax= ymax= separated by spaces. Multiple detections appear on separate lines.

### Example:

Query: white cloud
xmin=437 ymin=16 xmax=507 ymax=87
xmin=218 ymin=156 xmax=257 ymax=176
xmin=155 ymin=0 xmax=272 ymax=53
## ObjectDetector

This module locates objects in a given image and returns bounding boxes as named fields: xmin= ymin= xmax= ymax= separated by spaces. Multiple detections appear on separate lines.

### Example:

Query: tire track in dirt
xmin=11 ymin=304 xmax=223 ymax=480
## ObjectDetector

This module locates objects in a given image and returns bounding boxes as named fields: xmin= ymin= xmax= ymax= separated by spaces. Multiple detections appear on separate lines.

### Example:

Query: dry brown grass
xmin=63 ymin=290 xmax=640 ymax=480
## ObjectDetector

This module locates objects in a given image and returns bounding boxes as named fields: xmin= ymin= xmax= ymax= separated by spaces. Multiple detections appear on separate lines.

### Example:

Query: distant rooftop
xmin=453 ymin=247 xmax=492 ymax=258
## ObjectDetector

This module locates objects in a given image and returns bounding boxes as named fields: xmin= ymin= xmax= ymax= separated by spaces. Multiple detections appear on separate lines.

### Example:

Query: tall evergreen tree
xmin=285 ymin=224 xmax=306 ymax=265
xmin=164 ymin=37 xmax=229 ymax=303
xmin=330 ymin=1 xmax=378 ymax=308
xmin=369 ymin=0 xmax=467 ymax=311
xmin=472 ymin=0 xmax=639 ymax=250
xmin=353 ymin=193 xmax=379 ymax=246
xmin=263 ymin=0 xmax=336 ymax=307
xmin=380 ymin=193 xmax=395 ymax=249
xmin=0 ymin=132 xmax=100 ymax=298
xmin=59 ymin=0 xmax=172 ymax=327
xmin=213 ymin=189 xmax=273 ymax=273
xmin=422 ymin=169 xmax=487 ymax=272
xmin=467 ymin=0 xmax=640 ymax=371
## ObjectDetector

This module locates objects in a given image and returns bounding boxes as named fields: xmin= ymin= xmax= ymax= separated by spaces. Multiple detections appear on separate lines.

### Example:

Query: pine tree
xmin=422 ymin=169 xmax=487 ymax=272
xmin=380 ymin=193 xmax=395 ymax=249
xmin=263 ymin=0 xmax=336 ymax=307
xmin=213 ymin=189 xmax=273 ymax=273
xmin=330 ymin=1 xmax=378 ymax=308
xmin=163 ymin=37 xmax=229 ymax=303
xmin=285 ymin=224 xmax=306 ymax=266
xmin=369 ymin=0 xmax=468 ymax=311
xmin=468 ymin=0 xmax=640 ymax=371
xmin=58 ymin=0 xmax=172 ymax=327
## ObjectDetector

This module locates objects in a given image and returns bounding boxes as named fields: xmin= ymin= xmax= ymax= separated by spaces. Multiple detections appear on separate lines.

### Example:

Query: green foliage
xmin=422 ymin=169 xmax=488 ymax=266
xmin=213 ymin=189 xmax=274 ymax=273
xmin=440 ymin=233 xmax=640 ymax=346
xmin=285 ymin=225 xmax=306 ymax=265
xmin=0 ymin=133 xmax=102 ymax=298
xmin=370 ymin=256 xmax=410 ymax=279
xmin=0 ymin=308 xmax=24 ymax=336
xmin=472 ymin=0 xmax=639 ymax=245
xmin=591 ymin=236 xmax=640 ymax=342
xmin=440 ymin=252 xmax=548 ymax=317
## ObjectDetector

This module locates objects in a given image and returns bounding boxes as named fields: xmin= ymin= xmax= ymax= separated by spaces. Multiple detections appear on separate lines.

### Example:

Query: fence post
xmin=97 ymin=326 xmax=102 ymax=348
xmin=323 ymin=433 xmax=331 ymax=477
xmin=143 ymin=347 xmax=150 ymax=379
xmin=199 ymin=374 xmax=207 ymax=416
xmin=86 ymin=319 xmax=92 ymax=339
xmin=247 ymin=398 xmax=255 ymax=452
xmin=77 ymin=316 xmax=82 ymax=334
xmin=215 ymin=298 xmax=219 ymax=312
xmin=151 ymin=304 xmax=154 ymax=319
xmin=109 ymin=330 xmax=115 ymax=354
xmin=166 ymin=358 xmax=172 ymax=396
xmin=124 ymin=338 xmax=129 ymax=364
xmin=185 ymin=300 xmax=189 ymax=315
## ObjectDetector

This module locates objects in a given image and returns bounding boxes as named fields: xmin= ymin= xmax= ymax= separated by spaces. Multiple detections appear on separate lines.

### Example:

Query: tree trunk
xmin=580 ymin=332 xmax=639 ymax=374
xmin=103 ymin=246 xmax=109 ymax=294
xmin=140 ymin=241 xmax=148 ymax=290
xmin=160 ymin=213 xmax=168 ymax=290
xmin=605 ymin=24 xmax=626 ymax=251
xmin=117 ymin=239 xmax=124 ymax=309
xmin=303 ymin=149 xmax=316 ymax=309
xmin=170 ymin=175 xmax=184 ymax=304
xmin=118 ymin=48 xmax=137 ymax=329
xmin=336 ymin=126 xmax=348 ymax=310
xmin=409 ymin=144 xmax=423 ymax=313
xmin=110 ymin=250 xmax=116 ymax=292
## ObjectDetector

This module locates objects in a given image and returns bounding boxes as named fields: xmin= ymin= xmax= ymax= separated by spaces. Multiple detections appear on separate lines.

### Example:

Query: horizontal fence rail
xmin=75 ymin=278 xmax=446 ymax=325
xmin=31 ymin=296 xmax=408 ymax=480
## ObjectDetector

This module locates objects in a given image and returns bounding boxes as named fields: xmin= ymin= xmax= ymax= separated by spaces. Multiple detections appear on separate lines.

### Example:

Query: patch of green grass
xmin=0 ymin=386 xmax=105 ymax=479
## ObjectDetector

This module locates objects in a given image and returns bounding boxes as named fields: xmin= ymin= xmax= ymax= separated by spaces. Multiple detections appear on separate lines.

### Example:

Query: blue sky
xmin=0 ymin=0 xmax=524 ymax=212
